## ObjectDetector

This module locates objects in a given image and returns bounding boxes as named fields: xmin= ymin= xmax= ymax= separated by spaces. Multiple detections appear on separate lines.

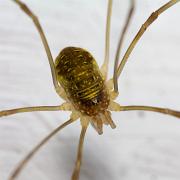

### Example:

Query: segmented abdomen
xmin=55 ymin=47 xmax=109 ymax=116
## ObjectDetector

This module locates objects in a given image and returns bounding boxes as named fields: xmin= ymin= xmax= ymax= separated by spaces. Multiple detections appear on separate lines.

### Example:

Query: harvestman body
xmin=0 ymin=0 xmax=180 ymax=180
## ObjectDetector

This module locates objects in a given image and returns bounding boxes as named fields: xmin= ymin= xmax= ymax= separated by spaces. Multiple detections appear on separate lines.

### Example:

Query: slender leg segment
xmin=12 ymin=0 xmax=61 ymax=94
xmin=72 ymin=120 xmax=89 ymax=180
xmin=117 ymin=0 xmax=180 ymax=79
xmin=119 ymin=105 xmax=180 ymax=118
xmin=113 ymin=0 xmax=135 ymax=93
xmin=0 ymin=102 xmax=72 ymax=118
xmin=101 ymin=0 xmax=113 ymax=79
xmin=109 ymin=102 xmax=180 ymax=118
xmin=8 ymin=118 xmax=75 ymax=180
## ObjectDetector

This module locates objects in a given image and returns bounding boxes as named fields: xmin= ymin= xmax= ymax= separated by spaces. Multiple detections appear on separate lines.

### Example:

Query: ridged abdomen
xmin=55 ymin=47 xmax=109 ymax=116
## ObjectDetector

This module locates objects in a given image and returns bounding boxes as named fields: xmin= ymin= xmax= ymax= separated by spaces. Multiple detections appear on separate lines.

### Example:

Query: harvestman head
xmin=0 ymin=0 xmax=180 ymax=180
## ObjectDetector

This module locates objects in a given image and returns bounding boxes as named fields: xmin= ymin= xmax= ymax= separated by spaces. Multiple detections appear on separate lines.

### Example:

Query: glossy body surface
xmin=55 ymin=47 xmax=109 ymax=116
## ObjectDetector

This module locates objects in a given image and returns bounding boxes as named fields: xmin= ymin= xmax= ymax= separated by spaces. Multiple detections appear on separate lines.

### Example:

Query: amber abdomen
xmin=55 ymin=47 xmax=109 ymax=116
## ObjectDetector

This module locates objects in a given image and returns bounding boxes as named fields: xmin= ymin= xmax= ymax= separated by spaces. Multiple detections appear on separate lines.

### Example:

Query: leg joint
xmin=18 ymin=1 xmax=37 ymax=21
xmin=145 ymin=11 xmax=159 ymax=27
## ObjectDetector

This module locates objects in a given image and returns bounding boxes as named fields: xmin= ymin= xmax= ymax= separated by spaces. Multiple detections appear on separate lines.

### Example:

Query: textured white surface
xmin=0 ymin=0 xmax=180 ymax=180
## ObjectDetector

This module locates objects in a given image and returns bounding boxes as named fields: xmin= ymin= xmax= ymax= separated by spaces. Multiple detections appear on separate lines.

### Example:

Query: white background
xmin=0 ymin=0 xmax=180 ymax=180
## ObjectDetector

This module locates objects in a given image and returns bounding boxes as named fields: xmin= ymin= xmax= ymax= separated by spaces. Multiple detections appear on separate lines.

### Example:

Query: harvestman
xmin=0 ymin=0 xmax=180 ymax=180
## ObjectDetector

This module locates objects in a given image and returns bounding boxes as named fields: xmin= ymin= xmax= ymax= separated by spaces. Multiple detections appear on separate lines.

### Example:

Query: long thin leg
xmin=113 ymin=0 xmax=135 ymax=93
xmin=12 ymin=0 xmax=61 ymax=94
xmin=0 ymin=102 xmax=72 ymax=118
xmin=117 ymin=0 xmax=180 ymax=78
xmin=71 ymin=120 xmax=89 ymax=180
xmin=109 ymin=101 xmax=180 ymax=118
xmin=101 ymin=0 xmax=113 ymax=79
xmin=8 ymin=118 xmax=75 ymax=180
xmin=120 ymin=105 xmax=180 ymax=118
